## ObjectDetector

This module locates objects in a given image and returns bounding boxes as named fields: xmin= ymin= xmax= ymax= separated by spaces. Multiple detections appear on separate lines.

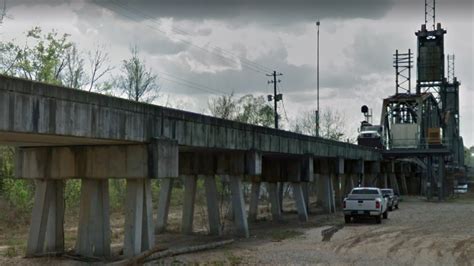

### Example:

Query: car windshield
xmin=381 ymin=189 xmax=393 ymax=195
xmin=351 ymin=189 xmax=379 ymax=195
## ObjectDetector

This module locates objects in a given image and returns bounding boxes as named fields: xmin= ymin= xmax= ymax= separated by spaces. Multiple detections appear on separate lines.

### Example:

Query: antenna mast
xmin=425 ymin=0 xmax=436 ymax=30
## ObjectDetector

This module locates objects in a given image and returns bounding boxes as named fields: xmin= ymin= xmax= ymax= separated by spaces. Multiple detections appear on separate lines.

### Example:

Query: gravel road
xmin=168 ymin=196 xmax=474 ymax=265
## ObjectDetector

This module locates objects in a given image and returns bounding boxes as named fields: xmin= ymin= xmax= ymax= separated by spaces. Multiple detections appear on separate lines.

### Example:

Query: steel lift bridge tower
xmin=380 ymin=0 xmax=465 ymax=200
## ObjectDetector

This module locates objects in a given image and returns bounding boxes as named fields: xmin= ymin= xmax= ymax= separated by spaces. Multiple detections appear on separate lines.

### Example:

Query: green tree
xmin=208 ymin=93 xmax=238 ymax=120
xmin=118 ymin=46 xmax=159 ymax=102
xmin=236 ymin=95 xmax=274 ymax=127
xmin=292 ymin=109 xmax=349 ymax=141
xmin=0 ymin=27 xmax=111 ymax=91
xmin=208 ymin=93 xmax=274 ymax=127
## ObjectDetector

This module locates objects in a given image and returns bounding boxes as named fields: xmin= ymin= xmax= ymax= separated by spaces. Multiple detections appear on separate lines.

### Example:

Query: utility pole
xmin=267 ymin=71 xmax=283 ymax=129
xmin=316 ymin=20 xmax=320 ymax=137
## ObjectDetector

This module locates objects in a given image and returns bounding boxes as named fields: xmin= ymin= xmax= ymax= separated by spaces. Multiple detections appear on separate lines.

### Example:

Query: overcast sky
xmin=1 ymin=0 xmax=473 ymax=146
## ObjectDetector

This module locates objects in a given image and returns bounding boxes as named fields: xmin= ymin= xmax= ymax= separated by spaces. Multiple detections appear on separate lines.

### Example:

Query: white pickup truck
xmin=343 ymin=187 xmax=388 ymax=224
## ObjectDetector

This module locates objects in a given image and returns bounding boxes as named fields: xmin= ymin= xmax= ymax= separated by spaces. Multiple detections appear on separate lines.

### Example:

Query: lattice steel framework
xmin=393 ymin=49 xmax=413 ymax=94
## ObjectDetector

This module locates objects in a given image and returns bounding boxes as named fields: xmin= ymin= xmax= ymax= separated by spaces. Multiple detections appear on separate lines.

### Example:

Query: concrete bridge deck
xmin=0 ymin=75 xmax=413 ymax=260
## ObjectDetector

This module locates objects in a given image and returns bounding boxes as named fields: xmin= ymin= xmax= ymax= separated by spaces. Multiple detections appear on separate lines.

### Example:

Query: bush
xmin=1 ymin=179 xmax=34 ymax=215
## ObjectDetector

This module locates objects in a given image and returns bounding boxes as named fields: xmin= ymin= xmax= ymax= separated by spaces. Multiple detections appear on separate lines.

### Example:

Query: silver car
xmin=381 ymin=188 xmax=399 ymax=211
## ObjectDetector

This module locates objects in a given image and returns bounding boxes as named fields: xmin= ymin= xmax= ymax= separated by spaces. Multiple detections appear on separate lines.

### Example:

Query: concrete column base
xmin=292 ymin=183 xmax=308 ymax=222
xmin=156 ymin=178 xmax=173 ymax=233
xmin=124 ymin=179 xmax=154 ymax=257
xmin=230 ymin=176 xmax=249 ymax=238
xmin=76 ymin=179 xmax=110 ymax=258
xmin=248 ymin=182 xmax=261 ymax=223
xmin=26 ymin=180 xmax=65 ymax=257
xmin=181 ymin=175 xmax=197 ymax=234
xmin=204 ymin=175 xmax=222 ymax=236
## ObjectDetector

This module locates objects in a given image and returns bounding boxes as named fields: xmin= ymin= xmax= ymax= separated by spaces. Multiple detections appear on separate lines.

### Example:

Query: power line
xmin=98 ymin=0 xmax=272 ymax=76
xmin=158 ymin=71 xmax=230 ymax=95
xmin=110 ymin=0 xmax=274 ymax=73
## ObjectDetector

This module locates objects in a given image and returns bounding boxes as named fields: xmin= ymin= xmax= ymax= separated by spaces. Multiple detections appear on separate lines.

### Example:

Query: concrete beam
xmin=26 ymin=180 xmax=64 ymax=257
xmin=124 ymin=179 xmax=154 ymax=257
xmin=229 ymin=176 xmax=249 ymax=238
xmin=76 ymin=179 xmax=110 ymax=258
xmin=16 ymin=143 xmax=178 ymax=179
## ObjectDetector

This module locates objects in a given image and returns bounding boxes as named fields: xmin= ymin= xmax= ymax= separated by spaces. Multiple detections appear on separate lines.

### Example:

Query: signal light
xmin=375 ymin=201 xmax=380 ymax=209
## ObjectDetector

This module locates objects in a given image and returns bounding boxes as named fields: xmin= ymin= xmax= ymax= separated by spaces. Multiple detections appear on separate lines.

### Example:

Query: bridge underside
xmin=0 ymin=75 xmax=422 ymax=260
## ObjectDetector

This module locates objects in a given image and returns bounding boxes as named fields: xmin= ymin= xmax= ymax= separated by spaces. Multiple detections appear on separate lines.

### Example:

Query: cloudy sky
xmin=1 ymin=0 xmax=473 ymax=146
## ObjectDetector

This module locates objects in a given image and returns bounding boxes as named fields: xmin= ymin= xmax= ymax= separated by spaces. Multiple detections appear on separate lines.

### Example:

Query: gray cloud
xmin=91 ymin=0 xmax=395 ymax=26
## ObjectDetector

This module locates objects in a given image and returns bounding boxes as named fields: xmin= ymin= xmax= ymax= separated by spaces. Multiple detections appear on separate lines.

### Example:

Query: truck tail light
xmin=375 ymin=201 xmax=380 ymax=209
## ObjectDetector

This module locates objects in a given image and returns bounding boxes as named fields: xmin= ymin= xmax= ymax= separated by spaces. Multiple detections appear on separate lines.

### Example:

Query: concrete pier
xmin=156 ymin=178 xmax=174 ymax=233
xmin=124 ymin=179 xmax=154 ymax=257
xmin=248 ymin=182 xmax=261 ymax=223
xmin=204 ymin=175 xmax=221 ymax=236
xmin=181 ymin=175 xmax=197 ymax=234
xmin=267 ymin=182 xmax=282 ymax=221
xmin=76 ymin=179 xmax=110 ymax=258
xmin=229 ymin=176 xmax=249 ymax=238
xmin=26 ymin=180 xmax=65 ymax=257
xmin=292 ymin=183 xmax=308 ymax=222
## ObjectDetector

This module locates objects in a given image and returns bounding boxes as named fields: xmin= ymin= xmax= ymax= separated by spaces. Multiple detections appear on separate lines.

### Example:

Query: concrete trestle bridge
xmin=0 ymin=75 xmax=412 ymax=258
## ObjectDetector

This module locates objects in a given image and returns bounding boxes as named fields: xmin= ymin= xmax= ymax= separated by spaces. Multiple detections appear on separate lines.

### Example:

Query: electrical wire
xmin=97 ymin=0 xmax=272 ymax=76
xmin=110 ymin=0 xmax=274 ymax=74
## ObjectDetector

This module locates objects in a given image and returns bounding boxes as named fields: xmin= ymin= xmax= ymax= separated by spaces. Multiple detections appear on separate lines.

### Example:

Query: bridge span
xmin=0 ymin=75 xmax=413 ymax=258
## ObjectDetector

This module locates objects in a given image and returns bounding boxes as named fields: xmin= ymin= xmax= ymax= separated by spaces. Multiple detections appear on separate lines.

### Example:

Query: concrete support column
xmin=292 ymin=183 xmax=308 ymax=222
xmin=382 ymin=173 xmax=388 ymax=188
xmin=267 ymin=182 xmax=282 ymax=221
xmin=278 ymin=182 xmax=284 ymax=212
xmin=399 ymin=173 xmax=409 ymax=195
xmin=248 ymin=182 xmax=261 ymax=223
xmin=389 ymin=173 xmax=400 ymax=195
xmin=317 ymin=174 xmax=335 ymax=213
xmin=204 ymin=175 xmax=221 ymax=236
xmin=156 ymin=178 xmax=174 ymax=233
xmin=124 ymin=179 xmax=154 ymax=257
xmin=229 ymin=176 xmax=249 ymax=238
xmin=344 ymin=174 xmax=354 ymax=195
xmin=76 ymin=179 xmax=110 ymax=258
xmin=334 ymin=174 xmax=343 ymax=209
xmin=302 ymin=182 xmax=310 ymax=212
xmin=26 ymin=180 xmax=65 ymax=257
xmin=181 ymin=175 xmax=197 ymax=234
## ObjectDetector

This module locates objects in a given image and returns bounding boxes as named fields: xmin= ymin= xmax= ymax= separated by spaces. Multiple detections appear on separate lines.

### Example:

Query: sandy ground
xmin=2 ymin=195 xmax=474 ymax=265
xmin=157 ymin=196 xmax=474 ymax=265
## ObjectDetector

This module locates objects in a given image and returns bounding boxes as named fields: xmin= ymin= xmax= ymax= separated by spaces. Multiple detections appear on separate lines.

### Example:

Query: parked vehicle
xmin=343 ymin=187 xmax=388 ymax=224
xmin=381 ymin=188 xmax=399 ymax=211
xmin=454 ymin=183 xmax=468 ymax=194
